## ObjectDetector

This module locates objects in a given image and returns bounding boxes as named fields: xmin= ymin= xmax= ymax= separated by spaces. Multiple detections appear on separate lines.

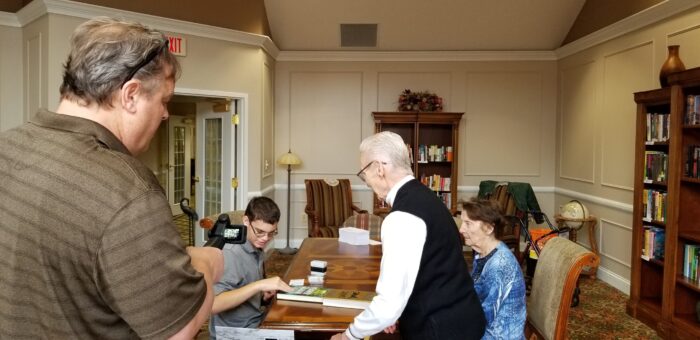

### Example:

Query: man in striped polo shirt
xmin=0 ymin=17 xmax=223 ymax=339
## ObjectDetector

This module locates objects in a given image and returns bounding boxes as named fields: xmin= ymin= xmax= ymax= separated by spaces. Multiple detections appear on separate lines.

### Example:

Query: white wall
xmin=274 ymin=60 xmax=558 ymax=248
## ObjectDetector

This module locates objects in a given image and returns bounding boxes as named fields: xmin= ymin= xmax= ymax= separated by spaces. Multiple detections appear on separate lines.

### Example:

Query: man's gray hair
xmin=59 ymin=17 xmax=181 ymax=107
xmin=359 ymin=131 xmax=413 ymax=175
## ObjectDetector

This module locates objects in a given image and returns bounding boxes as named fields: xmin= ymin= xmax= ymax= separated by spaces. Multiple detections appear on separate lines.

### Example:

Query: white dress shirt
xmin=345 ymin=175 xmax=426 ymax=340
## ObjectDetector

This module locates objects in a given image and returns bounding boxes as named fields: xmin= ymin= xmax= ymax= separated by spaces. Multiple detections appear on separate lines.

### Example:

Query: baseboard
xmin=596 ymin=266 xmax=630 ymax=295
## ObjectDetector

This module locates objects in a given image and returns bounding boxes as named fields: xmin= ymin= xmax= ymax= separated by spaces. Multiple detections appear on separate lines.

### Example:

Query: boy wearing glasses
xmin=209 ymin=196 xmax=293 ymax=338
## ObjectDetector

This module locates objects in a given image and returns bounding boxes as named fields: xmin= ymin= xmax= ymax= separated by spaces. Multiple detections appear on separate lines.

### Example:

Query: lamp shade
xmin=277 ymin=151 xmax=302 ymax=166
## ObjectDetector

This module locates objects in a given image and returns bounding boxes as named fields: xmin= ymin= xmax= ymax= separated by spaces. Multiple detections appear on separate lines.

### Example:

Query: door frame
xmin=166 ymin=116 xmax=195 ymax=215
xmin=175 ymin=87 xmax=249 ymax=245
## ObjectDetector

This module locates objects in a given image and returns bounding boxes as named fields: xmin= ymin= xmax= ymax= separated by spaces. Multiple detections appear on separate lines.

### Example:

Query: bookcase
xmin=371 ymin=112 xmax=462 ymax=217
xmin=628 ymin=67 xmax=700 ymax=339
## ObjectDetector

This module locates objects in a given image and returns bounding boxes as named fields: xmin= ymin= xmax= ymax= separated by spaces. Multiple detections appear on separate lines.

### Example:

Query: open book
xmin=276 ymin=286 xmax=376 ymax=310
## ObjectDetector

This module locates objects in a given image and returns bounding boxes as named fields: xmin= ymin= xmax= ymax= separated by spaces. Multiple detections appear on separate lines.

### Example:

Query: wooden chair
xmin=525 ymin=237 xmax=599 ymax=340
xmin=305 ymin=179 xmax=374 ymax=237
xmin=479 ymin=182 xmax=525 ymax=261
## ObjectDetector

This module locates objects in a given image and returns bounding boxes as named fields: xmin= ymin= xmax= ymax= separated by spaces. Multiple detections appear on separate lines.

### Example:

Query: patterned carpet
xmin=264 ymin=250 xmax=660 ymax=339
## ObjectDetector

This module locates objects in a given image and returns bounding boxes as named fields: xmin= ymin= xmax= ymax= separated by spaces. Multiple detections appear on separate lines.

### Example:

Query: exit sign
xmin=166 ymin=35 xmax=186 ymax=56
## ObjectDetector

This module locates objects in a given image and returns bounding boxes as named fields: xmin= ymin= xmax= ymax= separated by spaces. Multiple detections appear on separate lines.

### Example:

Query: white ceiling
xmin=264 ymin=0 xmax=587 ymax=51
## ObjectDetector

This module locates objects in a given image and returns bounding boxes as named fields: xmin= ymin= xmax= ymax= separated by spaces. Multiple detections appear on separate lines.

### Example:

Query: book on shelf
xmin=646 ymin=112 xmax=670 ymax=142
xmin=641 ymin=226 xmax=664 ymax=261
xmin=644 ymin=151 xmax=668 ymax=183
xmin=642 ymin=188 xmax=667 ymax=222
xmin=683 ymin=244 xmax=700 ymax=284
xmin=686 ymin=145 xmax=700 ymax=178
xmin=416 ymin=144 xmax=451 ymax=162
xmin=686 ymin=95 xmax=700 ymax=125
xmin=276 ymin=286 xmax=376 ymax=310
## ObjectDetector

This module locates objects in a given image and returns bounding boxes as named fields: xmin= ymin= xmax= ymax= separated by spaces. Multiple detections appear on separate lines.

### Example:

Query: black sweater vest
xmin=392 ymin=179 xmax=485 ymax=340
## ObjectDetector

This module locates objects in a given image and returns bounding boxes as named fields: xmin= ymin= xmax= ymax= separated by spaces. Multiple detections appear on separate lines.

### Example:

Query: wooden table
xmin=261 ymin=238 xmax=384 ymax=337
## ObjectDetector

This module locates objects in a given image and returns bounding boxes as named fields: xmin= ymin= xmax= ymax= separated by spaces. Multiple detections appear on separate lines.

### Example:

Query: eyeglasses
xmin=121 ymin=39 xmax=169 ymax=88
xmin=251 ymin=225 xmax=278 ymax=238
xmin=356 ymin=161 xmax=388 ymax=182
xmin=356 ymin=161 xmax=376 ymax=182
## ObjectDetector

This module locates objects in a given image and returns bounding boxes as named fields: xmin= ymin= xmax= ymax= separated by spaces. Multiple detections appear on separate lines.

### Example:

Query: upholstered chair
xmin=526 ymin=237 xmax=599 ymax=340
xmin=304 ymin=179 xmax=373 ymax=238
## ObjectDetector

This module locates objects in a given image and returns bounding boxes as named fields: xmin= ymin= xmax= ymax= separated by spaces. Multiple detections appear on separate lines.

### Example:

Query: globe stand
xmin=554 ymin=214 xmax=599 ymax=278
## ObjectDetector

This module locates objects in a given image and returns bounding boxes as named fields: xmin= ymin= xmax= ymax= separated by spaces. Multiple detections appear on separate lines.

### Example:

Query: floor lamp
xmin=277 ymin=150 xmax=302 ymax=255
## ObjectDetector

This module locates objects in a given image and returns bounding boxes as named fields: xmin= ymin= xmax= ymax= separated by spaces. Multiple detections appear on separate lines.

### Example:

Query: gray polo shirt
xmin=209 ymin=240 xmax=265 ymax=338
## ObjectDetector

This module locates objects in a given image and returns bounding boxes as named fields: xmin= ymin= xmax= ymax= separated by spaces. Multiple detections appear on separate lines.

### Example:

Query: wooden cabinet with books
xmin=628 ymin=67 xmax=700 ymax=339
xmin=371 ymin=112 xmax=462 ymax=217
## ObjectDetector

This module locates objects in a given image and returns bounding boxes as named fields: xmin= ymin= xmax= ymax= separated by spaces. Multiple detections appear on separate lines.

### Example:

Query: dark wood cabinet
xmin=372 ymin=112 xmax=462 ymax=217
xmin=628 ymin=68 xmax=700 ymax=339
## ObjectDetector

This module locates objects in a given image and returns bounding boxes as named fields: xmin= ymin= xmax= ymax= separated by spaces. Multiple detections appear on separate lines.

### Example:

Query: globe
xmin=560 ymin=200 xmax=589 ymax=229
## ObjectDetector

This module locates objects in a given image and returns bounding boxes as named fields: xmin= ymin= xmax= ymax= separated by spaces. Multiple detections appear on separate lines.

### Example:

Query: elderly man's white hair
xmin=359 ymin=131 xmax=413 ymax=175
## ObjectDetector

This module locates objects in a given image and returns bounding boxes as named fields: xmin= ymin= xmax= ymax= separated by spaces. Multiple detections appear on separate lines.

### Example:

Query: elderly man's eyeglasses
xmin=121 ymin=39 xmax=169 ymax=88
xmin=357 ymin=161 xmax=388 ymax=182
xmin=251 ymin=225 xmax=278 ymax=238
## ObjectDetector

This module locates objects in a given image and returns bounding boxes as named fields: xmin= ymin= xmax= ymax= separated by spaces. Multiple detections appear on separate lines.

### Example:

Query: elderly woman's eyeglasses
xmin=121 ymin=39 xmax=170 ymax=88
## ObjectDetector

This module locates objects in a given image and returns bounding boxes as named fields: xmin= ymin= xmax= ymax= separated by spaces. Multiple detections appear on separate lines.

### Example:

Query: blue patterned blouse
xmin=472 ymin=241 xmax=526 ymax=340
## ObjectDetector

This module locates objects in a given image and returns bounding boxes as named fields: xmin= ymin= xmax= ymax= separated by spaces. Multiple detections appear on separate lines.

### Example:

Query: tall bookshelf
xmin=628 ymin=67 xmax=700 ymax=339
xmin=372 ymin=112 xmax=462 ymax=217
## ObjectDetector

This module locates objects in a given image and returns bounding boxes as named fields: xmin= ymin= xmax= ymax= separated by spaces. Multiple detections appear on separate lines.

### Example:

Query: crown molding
xmin=6 ymin=0 xmax=698 ymax=62
xmin=15 ymin=0 xmax=278 ymax=57
xmin=0 ymin=11 xmax=20 ymax=27
xmin=556 ymin=0 xmax=700 ymax=59
xmin=276 ymin=50 xmax=557 ymax=62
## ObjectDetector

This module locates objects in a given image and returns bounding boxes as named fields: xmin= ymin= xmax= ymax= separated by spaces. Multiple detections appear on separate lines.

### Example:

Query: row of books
xmin=682 ymin=244 xmax=700 ymax=284
xmin=416 ymin=144 xmax=453 ymax=163
xmin=644 ymin=151 xmax=668 ymax=183
xmin=419 ymin=174 xmax=451 ymax=192
xmin=686 ymin=95 xmax=700 ymax=126
xmin=642 ymin=188 xmax=667 ymax=223
xmin=686 ymin=145 xmax=700 ymax=179
xmin=406 ymin=144 xmax=414 ymax=163
xmin=646 ymin=112 xmax=670 ymax=142
xmin=641 ymin=226 xmax=665 ymax=261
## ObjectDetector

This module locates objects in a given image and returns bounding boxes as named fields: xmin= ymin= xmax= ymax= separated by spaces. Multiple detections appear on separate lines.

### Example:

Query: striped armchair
xmin=304 ymin=179 xmax=381 ymax=238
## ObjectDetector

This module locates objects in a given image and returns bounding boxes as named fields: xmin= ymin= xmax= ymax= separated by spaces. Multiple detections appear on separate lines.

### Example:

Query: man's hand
xmin=383 ymin=322 xmax=398 ymax=334
xmin=330 ymin=332 xmax=350 ymax=340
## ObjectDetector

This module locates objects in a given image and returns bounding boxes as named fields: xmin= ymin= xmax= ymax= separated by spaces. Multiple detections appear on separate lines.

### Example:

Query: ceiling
xmin=265 ymin=0 xmax=588 ymax=51
xmin=0 ymin=0 xmax=673 ymax=51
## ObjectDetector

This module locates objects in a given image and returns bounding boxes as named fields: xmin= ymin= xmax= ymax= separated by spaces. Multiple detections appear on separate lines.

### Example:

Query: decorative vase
xmin=659 ymin=45 xmax=685 ymax=87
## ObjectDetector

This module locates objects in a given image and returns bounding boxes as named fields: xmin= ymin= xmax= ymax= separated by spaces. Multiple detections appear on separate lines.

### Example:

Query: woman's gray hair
xmin=59 ymin=17 xmax=181 ymax=107
xmin=359 ymin=131 xmax=413 ymax=175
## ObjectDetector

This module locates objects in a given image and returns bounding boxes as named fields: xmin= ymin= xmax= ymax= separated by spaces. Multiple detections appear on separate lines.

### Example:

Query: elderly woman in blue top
xmin=459 ymin=197 xmax=526 ymax=339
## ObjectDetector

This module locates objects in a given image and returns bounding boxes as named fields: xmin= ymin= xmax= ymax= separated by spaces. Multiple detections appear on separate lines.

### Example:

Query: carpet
xmin=263 ymin=249 xmax=660 ymax=339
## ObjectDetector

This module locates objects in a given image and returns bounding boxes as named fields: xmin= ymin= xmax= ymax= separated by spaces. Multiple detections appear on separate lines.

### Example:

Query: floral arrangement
xmin=397 ymin=89 xmax=443 ymax=112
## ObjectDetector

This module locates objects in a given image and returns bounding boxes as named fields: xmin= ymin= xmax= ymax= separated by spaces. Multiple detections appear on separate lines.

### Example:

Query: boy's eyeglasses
xmin=252 ymin=225 xmax=278 ymax=238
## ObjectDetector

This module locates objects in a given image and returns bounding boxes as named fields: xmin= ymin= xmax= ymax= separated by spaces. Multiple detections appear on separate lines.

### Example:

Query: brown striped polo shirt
xmin=0 ymin=109 xmax=206 ymax=339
